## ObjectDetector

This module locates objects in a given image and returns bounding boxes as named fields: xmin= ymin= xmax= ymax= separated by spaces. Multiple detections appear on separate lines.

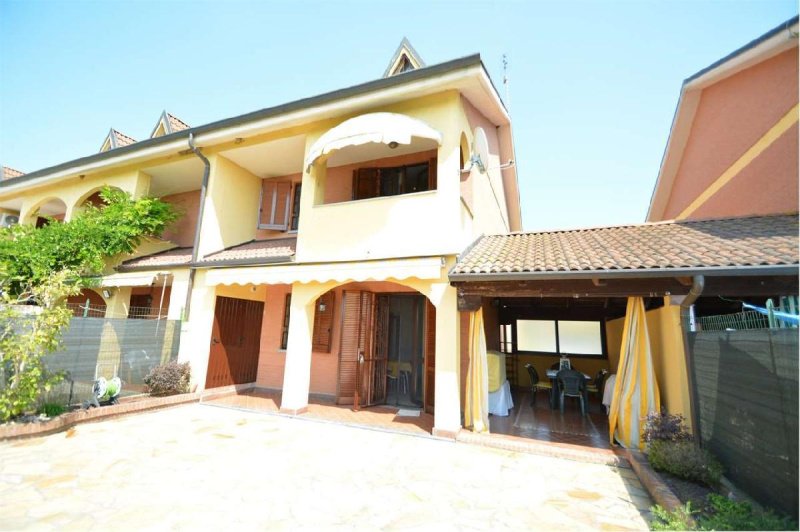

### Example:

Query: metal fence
xmin=688 ymin=329 xmax=798 ymax=518
xmin=42 ymin=317 xmax=181 ymax=405
xmin=696 ymin=310 xmax=770 ymax=331
xmin=66 ymin=303 xmax=169 ymax=320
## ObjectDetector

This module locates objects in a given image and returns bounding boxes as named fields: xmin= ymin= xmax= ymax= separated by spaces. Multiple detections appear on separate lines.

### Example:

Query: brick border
xmin=0 ymin=393 xmax=199 ymax=441
xmin=626 ymin=449 xmax=689 ymax=516
xmin=456 ymin=429 xmax=630 ymax=467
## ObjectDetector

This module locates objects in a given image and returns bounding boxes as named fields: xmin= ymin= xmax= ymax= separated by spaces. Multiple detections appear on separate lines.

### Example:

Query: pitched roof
xmin=150 ymin=111 xmax=190 ymax=138
xmin=199 ymin=238 xmax=296 ymax=266
xmin=450 ymin=215 xmax=799 ymax=279
xmin=117 ymin=247 xmax=193 ymax=272
xmin=2 ymin=166 xmax=24 ymax=180
xmin=100 ymin=128 xmax=137 ymax=152
xmin=383 ymin=37 xmax=426 ymax=77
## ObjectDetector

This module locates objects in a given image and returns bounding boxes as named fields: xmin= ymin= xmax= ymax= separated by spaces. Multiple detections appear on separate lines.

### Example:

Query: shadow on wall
xmin=690 ymin=329 xmax=798 ymax=518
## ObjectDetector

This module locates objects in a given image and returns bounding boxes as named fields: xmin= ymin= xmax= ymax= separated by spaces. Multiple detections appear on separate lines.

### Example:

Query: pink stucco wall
xmin=662 ymin=48 xmax=798 ymax=220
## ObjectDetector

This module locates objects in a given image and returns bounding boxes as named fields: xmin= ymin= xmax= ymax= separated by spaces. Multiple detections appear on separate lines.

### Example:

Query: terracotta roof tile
xmin=200 ymin=238 xmax=296 ymax=264
xmin=2 ymin=166 xmax=24 ymax=180
xmin=118 ymin=247 xmax=193 ymax=271
xmin=166 ymin=113 xmax=189 ymax=132
xmin=112 ymin=129 xmax=136 ymax=148
xmin=451 ymin=215 xmax=799 ymax=277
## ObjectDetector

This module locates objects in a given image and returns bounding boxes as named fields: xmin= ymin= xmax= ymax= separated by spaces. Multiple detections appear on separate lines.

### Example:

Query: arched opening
xmin=306 ymin=113 xmax=442 ymax=206
xmin=29 ymin=197 xmax=67 ymax=227
xmin=72 ymin=186 xmax=123 ymax=218
xmin=66 ymin=288 xmax=107 ymax=318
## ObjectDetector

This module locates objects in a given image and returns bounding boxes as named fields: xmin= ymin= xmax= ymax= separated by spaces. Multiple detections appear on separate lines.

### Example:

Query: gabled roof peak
xmin=1 ymin=165 xmax=25 ymax=180
xmin=100 ymin=128 xmax=137 ymax=152
xmin=150 ymin=110 xmax=190 ymax=138
xmin=383 ymin=37 xmax=425 ymax=78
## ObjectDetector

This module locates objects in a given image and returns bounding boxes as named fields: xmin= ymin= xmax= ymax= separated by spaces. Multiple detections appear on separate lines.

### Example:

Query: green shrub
xmin=143 ymin=362 xmax=190 ymax=396
xmin=651 ymin=502 xmax=696 ymax=530
xmin=648 ymin=440 xmax=723 ymax=487
xmin=644 ymin=412 xmax=692 ymax=442
xmin=39 ymin=402 xmax=66 ymax=418
xmin=698 ymin=494 xmax=796 ymax=531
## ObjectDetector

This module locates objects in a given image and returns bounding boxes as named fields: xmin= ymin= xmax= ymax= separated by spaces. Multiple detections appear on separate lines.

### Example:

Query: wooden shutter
xmin=428 ymin=158 xmax=437 ymax=190
xmin=353 ymin=168 xmax=379 ymax=200
xmin=337 ymin=291 xmax=374 ymax=404
xmin=312 ymin=291 xmax=334 ymax=353
xmin=259 ymin=180 xmax=292 ymax=230
xmin=424 ymin=299 xmax=436 ymax=414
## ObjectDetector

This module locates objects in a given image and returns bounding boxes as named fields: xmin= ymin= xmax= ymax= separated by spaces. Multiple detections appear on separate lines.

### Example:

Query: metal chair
xmin=525 ymin=364 xmax=552 ymax=406
xmin=557 ymin=369 xmax=587 ymax=415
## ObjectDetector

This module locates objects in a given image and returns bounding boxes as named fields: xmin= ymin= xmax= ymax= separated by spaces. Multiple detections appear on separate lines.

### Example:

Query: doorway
xmin=338 ymin=290 xmax=434 ymax=413
xmin=205 ymin=296 xmax=264 ymax=389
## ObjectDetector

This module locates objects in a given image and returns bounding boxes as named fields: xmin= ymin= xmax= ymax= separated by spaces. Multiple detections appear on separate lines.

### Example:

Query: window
xmin=312 ymin=291 xmax=334 ymax=352
xmin=352 ymin=160 xmax=437 ymax=200
xmin=499 ymin=323 xmax=513 ymax=353
xmin=260 ymin=180 xmax=301 ymax=232
xmin=280 ymin=291 xmax=334 ymax=352
xmin=280 ymin=294 xmax=291 ymax=350
xmin=290 ymin=184 xmax=301 ymax=231
xmin=515 ymin=319 xmax=604 ymax=357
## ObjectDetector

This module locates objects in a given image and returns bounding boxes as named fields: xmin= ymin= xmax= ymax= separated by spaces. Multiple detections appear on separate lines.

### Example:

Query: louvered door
xmin=337 ymin=291 xmax=374 ymax=404
xmin=358 ymin=295 xmax=389 ymax=408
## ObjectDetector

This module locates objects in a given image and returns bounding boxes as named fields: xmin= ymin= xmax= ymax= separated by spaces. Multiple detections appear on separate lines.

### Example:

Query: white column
xmin=279 ymin=282 xmax=317 ymax=414
xmin=433 ymin=283 xmax=462 ymax=436
xmin=176 ymin=271 xmax=216 ymax=392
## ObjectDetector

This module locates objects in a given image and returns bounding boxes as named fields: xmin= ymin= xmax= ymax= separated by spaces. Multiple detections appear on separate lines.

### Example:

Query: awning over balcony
xmin=101 ymin=271 xmax=169 ymax=287
xmin=205 ymin=257 xmax=444 ymax=286
xmin=304 ymin=112 xmax=442 ymax=171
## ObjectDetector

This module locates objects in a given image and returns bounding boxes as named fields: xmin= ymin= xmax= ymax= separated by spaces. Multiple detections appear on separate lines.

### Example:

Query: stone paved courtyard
xmin=0 ymin=404 xmax=652 ymax=530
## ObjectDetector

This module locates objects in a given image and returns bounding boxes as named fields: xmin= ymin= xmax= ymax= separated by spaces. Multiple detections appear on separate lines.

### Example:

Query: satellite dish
xmin=470 ymin=127 xmax=489 ymax=174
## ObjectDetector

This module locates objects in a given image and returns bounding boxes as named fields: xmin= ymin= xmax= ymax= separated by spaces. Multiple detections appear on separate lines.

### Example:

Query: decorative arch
xmin=22 ymin=196 xmax=68 ymax=226
xmin=66 ymin=288 xmax=108 ymax=318
xmin=73 ymin=185 xmax=124 ymax=212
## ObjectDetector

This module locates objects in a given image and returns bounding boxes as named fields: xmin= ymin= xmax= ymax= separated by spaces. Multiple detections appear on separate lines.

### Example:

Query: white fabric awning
xmin=101 ymin=272 xmax=168 ymax=287
xmin=304 ymin=112 xmax=442 ymax=171
xmin=205 ymin=257 xmax=444 ymax=286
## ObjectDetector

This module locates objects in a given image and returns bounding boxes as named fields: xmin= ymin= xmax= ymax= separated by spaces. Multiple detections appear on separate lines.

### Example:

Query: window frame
xmin=352 ymin=159 xmax=436 ymax=201
xmin=280 ymin=294 xmax=291 ymax=350
xmin=511 ymin=318 xmax=607 ymax=359
xmin=289 ymin=183 xmax=302 ymax=232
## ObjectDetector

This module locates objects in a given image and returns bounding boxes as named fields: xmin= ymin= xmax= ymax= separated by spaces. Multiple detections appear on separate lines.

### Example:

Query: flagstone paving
xmin=0 ymin=404 xmax=652 ymax=530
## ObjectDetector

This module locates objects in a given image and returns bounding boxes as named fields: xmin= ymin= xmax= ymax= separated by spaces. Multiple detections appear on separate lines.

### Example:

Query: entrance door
xmin=337 ymin=291 xmax=374 ymax=405
xmin=424 ymin=300 xmax=436 ymax=414
xmin=358 ymin=295 xmax=390 ymax=408
xmin=205 ymin=296 xmax=264 ymax=389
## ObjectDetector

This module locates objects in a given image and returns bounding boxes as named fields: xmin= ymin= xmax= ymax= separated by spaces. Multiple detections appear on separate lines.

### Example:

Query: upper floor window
xmin=260 ymin=181 xmax=301 ymax=232
xmin=352 ymin=160 xmax=436 ymax=201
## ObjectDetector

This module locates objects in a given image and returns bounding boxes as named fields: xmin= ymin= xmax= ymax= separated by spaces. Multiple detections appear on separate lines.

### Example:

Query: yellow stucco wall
xmin=605 ymin=302 xmax=693 ymax=430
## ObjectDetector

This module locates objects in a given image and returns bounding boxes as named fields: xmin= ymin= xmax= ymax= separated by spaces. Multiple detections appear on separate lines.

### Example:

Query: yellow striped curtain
xmin=464 ymin=308 xmax=489 ymax=433
xmin=608 ymin=297 xmax=661 ymax=449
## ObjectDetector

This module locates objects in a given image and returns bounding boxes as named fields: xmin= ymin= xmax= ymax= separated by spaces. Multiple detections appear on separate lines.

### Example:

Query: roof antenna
xmin=502 ymin=53 xmax=511 ymax=114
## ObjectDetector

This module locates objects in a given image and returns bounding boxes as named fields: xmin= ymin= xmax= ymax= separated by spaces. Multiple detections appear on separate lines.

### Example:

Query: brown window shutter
xmin=259 ymin=180 xmax=292 ymax=230
xmin=428 ymin=158 xmax=437 ymax=190
xmin=337 ymin=291 xmax=374 ymax=403
xmin=354 ymin=168 xmax=379 ymax=200
xmin=312 ymin=291 xmax=334 ymax=353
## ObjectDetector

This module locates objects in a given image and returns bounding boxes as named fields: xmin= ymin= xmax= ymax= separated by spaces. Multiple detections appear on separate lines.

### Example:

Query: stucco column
xmin=432 ymin=283 xmax=462 ymax=437
xmin=176 ymin=271 xmax=216 ymax=391
xmin=104 ymin=287 xmax=132 ymax=319
xmin=166 ymin=270 xmax=190 ymax=320
xmin=280 ymin=283 xmax=316 ymax=414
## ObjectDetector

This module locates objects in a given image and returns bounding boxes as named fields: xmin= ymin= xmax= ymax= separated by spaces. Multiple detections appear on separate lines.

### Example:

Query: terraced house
xmin=0 ymin=41 xmax=520 ymax=437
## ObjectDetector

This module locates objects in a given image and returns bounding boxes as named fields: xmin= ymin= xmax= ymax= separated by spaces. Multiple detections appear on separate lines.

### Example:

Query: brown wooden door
xmin=337 ymin=291 xmax=373 ymax=404
xmin=205 ymin=296 xmax=264 ymax=389
xmin=358 ymin=295 xmax=389 ymax=408
xmin=424 ymin=300 xmax=436 ymax=414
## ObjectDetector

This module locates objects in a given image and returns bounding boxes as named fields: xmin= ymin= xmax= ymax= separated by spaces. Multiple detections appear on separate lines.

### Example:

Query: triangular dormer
xmin=100 ymin=128 xmax=137 ymax=152
xmin=150 ymin=110 xmax=190 ymax=138
xmin=383 ymin=37 xmax=425 ymax=78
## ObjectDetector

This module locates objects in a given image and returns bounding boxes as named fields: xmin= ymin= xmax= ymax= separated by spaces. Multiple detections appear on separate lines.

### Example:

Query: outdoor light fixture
xmin=319 ymin=302 xmax=327 ymax=312
xmin=102 ymin=289 xmax=112 ymax=299
xmin=388 ymin=141 xmax=399 ymax=149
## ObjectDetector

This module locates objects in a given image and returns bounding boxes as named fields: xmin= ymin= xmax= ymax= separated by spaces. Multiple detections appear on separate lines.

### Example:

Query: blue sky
xmin=0 ymin=1 xmax=796 ymax=231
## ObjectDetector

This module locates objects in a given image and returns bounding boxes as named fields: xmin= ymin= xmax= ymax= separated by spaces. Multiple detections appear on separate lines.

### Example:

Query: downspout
xmin=679 ymin=275 xmax=704 ymax=445
xmin=184 ymin=133 xmax=211 ymax=322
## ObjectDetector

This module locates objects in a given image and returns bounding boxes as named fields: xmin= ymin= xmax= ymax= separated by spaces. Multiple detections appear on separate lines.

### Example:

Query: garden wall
xmin=688 ymin=329 xmax=798 ymax=517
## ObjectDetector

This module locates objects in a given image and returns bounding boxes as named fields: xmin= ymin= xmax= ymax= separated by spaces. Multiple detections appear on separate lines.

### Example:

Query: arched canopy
xmin=304 ymin=112 xmax=442 ymax=171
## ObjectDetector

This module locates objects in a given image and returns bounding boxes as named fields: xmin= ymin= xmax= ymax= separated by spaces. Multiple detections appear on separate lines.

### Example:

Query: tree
xmin=0 ymin=270 xmax=81 ymax=421
xmin=0 ymin=187 xmax=178 ymax=293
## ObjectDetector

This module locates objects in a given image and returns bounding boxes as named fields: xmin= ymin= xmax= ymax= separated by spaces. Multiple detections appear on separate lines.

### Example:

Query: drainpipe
xmin=679 ymin=275 xmax=704 ymax=445
xmin=183 ymin=133 xmax=211 ymax=322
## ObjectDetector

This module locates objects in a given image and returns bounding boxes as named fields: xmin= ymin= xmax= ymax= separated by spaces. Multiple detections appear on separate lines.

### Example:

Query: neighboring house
xmin=648 ymin=16 xmax=798 ymax=222
xmin=0 ymin=41 xmax=520 ymax=436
